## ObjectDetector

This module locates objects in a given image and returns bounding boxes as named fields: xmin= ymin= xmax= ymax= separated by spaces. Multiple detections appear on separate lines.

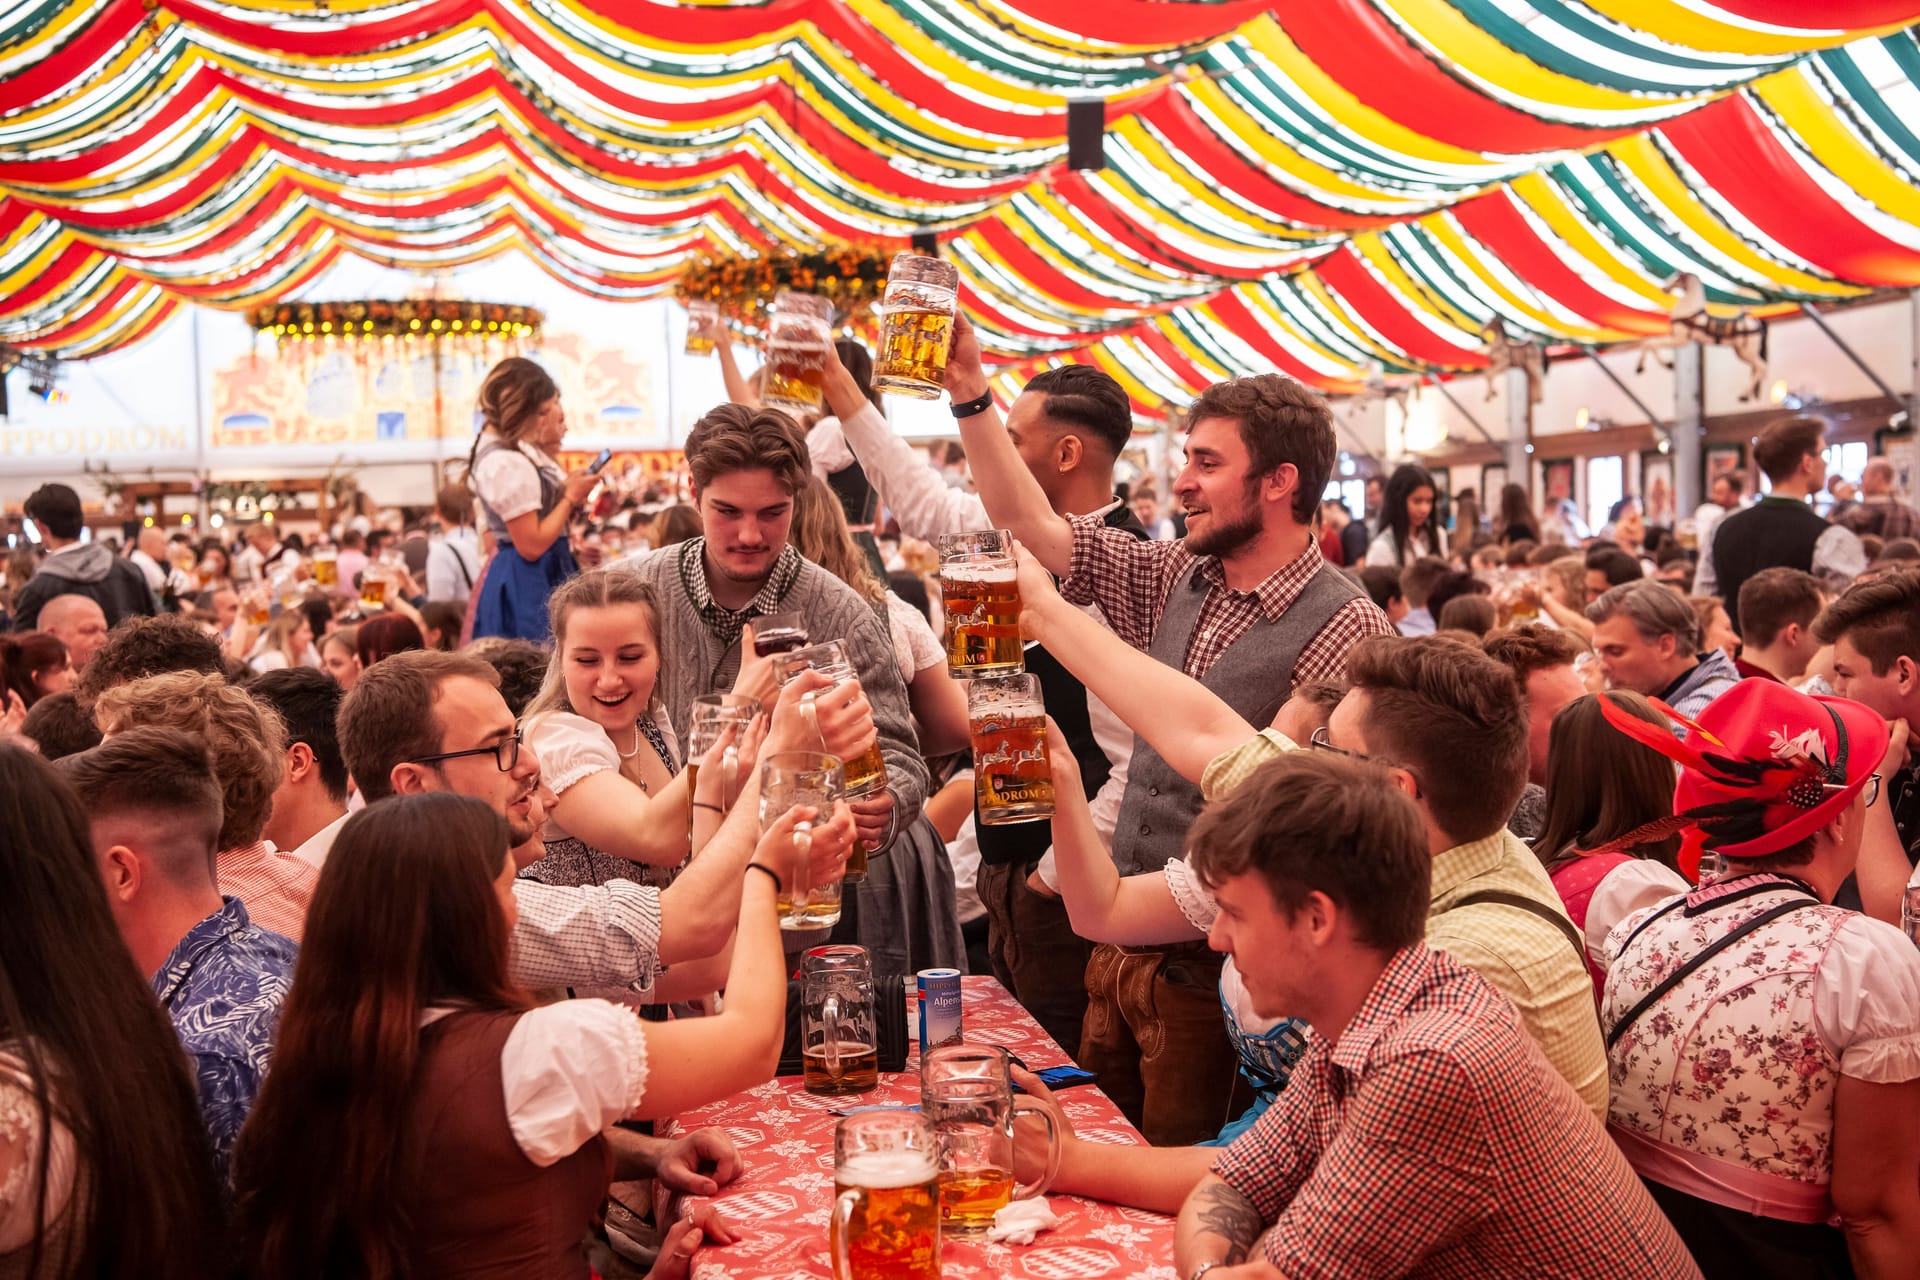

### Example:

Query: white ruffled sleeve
xmin=1584 ymin=860 xmax=1689 ymax=965
xmin=501 ymin=1000 xmax=649 ymax=1167
xmin=523 ymin=712 xmax=622 ymax=795
xmin=1811 ymin=915 xmax=1920 ymax=1084
xmin=1164 ymin=857 xmax=1219 ymax=933
xmin=886 ymin=593 xmax=945 ymax=677
xmin=473 ymin=445 xmax=544 ymax=522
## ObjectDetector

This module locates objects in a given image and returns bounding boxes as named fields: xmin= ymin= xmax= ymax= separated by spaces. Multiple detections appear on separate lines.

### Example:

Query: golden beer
xmin=764 ymin=338 xmax=826 ymax=414
xmin=358 ymin=572 xmax=388 ymax=612
xmin=683 ymin=762 xmax=699 ymax=831
xmin=970 ymin=713 xmax=1054 ymax=825
xmin=311 ymin=554 xmax=338 ymax=587
xmin=684 ymin=330 xmax=716 ymax=356
xmin=874 ymin=307 xmax=953 ymax=400
xmin=804 ymin=1040 xmax=881 ymax=1096
xmin=941 ymin=563 xmax=1023 ymax=678
xmin=776 ymin=888 xmax=843 ymax=929
xmin=938 ymin=1167 xmax=1015 ymax=1233
xmin=832 ymin=1154 xmax=941 ymax=1280
xmin=685 ymin=299 xmax=720 ymax=356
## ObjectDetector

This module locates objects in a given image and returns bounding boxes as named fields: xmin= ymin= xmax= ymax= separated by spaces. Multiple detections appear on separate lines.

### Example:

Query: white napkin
xmin=986 ymin=1197 xmax=1059 ymax=1245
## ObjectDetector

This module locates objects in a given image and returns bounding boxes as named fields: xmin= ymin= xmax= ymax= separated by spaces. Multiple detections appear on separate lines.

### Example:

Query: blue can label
xmin=917 ymin=968 xmax=963 ymax=1053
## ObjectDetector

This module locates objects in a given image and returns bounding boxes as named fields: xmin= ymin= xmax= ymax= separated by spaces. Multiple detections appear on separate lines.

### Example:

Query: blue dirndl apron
xmin=1199 ymin=981 xmax=1311 ymax=1147
xmin=470 ymin=437 xmax=579 ymax=643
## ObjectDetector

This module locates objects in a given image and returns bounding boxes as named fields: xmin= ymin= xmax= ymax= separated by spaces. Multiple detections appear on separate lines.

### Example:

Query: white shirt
xmin=522 ymin=709 xmax=680 ymax=844
xmin=886 ymin=592 xmax=945 ymax=680
xmin=129 ymin=548 xmax=167 ymax=592
xmin=289 ymin=812 xmax=350 ymax=870
xmin=426 ymin=526 xmax=481 ymax=601
xmin=1365 ymin=525 xmax=1447 ymax=567
xmin=1693 ymin=505 xmax=1868 ymax=595
xmin=1580 ymin=859 xmax=1691 ymax=964
xmin=421 ymin=1000 xmax=648 ymax=1165
xmin=473 ymin=436 xmax=563 ymax=523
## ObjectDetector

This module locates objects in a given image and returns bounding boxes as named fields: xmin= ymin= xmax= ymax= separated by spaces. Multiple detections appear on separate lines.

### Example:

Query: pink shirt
xmin=217 ymin=840 xmax=318 ymax=942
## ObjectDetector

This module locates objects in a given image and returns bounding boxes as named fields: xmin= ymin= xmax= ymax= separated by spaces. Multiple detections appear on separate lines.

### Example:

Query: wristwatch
xmin=1189 ymin=1262 xmax=1226 ymax=1280
xmin=949 ymin=389 xmax=994 ymax=419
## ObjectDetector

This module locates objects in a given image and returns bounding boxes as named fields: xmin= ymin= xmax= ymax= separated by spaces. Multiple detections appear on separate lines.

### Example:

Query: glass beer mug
xmin=310 ymin=544 xmax=339 ymax=588
xmin=686 ymin=693 xmax=759 ymax=821
xmin=760 ymin=750 xmax=847 ymax=928
xmin=873 ymin=253 xmax=959 ymax=400
xmin=762 ymin=291 xmax=832 ymax=416
xmin=966 ymin=674 xmax=1055 ymax=825
xmin=920 ymin=1044 xmax=1060 ymax=1238
xmin=802 ymin=944 xmax=880 ymax=1096
xmin=773 ymin=640 xmax=886 ymax=878
xmin=831 ymin=1110 xmax=941 ymax=1280
xmin=684 ymin=298 xmax=719 ymax=356
xmin=938 ymin=529 xmax=1024 ymax=679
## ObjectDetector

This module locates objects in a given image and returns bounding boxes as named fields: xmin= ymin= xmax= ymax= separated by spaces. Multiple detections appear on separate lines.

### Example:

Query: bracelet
xmin=949 ymin=390 xmax=994 ymax=419
xmin=745 ymin=862 xmax=783 ymax=893
xmin=692 ymin=801 xmax=725 ymax=814
xmin=1189 ymin=1262 xmax=1225 ymax=1280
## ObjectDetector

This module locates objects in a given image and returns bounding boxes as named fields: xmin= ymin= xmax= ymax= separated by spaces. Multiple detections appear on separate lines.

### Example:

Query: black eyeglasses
xmin=1309 ymin=726 xmax=1365 ymax=759
xmin=409 ymin=730 xmax=522 ymax=773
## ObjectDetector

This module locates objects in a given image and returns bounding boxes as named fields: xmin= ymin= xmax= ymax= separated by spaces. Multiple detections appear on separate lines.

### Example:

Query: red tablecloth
xmin=661 ymin=976 xmax=1177 ymax=1279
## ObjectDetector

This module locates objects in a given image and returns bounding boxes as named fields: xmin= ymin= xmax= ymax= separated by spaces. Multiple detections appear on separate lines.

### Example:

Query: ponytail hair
xmin=464 ymin=357 xmax=560 ymax=481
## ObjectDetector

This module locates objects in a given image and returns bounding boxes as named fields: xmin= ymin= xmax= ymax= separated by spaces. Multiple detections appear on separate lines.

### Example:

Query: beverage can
xmin=916 ymin=968 xmax=962 ymax=1055
xmin=1901 ymin=883 xmax=1920 ymax=949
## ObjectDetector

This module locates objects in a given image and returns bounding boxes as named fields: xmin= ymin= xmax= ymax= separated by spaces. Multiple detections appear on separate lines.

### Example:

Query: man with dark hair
xmin=615 ymin=401 xmax=931 ymax=935
xmin=1696 ymin=416 xmax=1866 ymax=615
xmin=465 ymin=635 xmax=549 ymax=716
xmin=1584 ymin=544 xmax=1644 ymax=603
xmin=1395 ymin=555 xmax=1449 ymax=636
xmin=74 ymin=611 xmax=227 ymax=708
xmin=11 ymin=483 xmax=159 ymax=630
xmin=1692 ymin=470 xmax=1744 ymax=549
xmin=245 ymin=667 xmax=349 ymax=866
xmin=61 ymin=726 xmax=296 ymax=1178
xmin=1356 ymin=565 xmax=1406 ymax=626
xmin=1174 ymin=752 xmax=1699 ymax=1280
xmin=821 ymin=322 xmax=1146 ymax=1055
xmin=1839 ymin=456 xmax=1920 ymax=541
xmin=1734 ymin=567 xmax=1824 ymax=684
xmin=18 ymin=689 xmax=102 ymax=758
xmin=1423 ymin=570 xmax=1489 ymax=624
xmin=1588 ymin=580 xmax=1739 ymax=733
xmin=942 ymin=312 xmax=1393 ymax=1143
xmin=1483 ymin=624 xmax=1587 ymax=786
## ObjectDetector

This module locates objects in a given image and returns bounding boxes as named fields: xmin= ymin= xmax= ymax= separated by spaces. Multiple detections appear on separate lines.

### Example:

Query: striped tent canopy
xmin=6 ymin=0 xmax=1920 ymax=415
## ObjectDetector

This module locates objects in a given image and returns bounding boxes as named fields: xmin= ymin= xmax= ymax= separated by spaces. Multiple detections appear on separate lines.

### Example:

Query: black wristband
xmin=949 ymin=390 xmax=994 ymax=419
xmin=746 ymin=862 xmax=783 ymax=893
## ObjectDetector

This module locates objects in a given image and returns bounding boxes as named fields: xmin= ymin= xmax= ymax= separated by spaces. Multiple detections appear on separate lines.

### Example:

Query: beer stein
xmin=310 ymin=544 xmax=339 ymax=588
xmin=684 ymin=298 xmax=719 ymax=356
xmin=687 ymin=693 xmax=759 ymax=820
xmin=760 ymin=750 xmax=847 ymax=928
xmin=242 ymin=583 xmax=272 ymax=627
xmin=762 ymin=291 xmax=832 ymax=416
xmin=752 ymin=610 xmax=810 ymax=657
xmin=937 ymin=529 xmax=1024 ymax=679
xmin=830 ymin=1109 xmax=941 ymax=1280
xmin=919 ymin=1044 xmax=1060 ymax=1237
xmin=773 ymin=640 xmax=886 ymax=877
xmin=802 ymin=945 xmax=880 ymax=1096
xmin=873 ymin=253 xmax=960 ymax=400
xmin=966 ymin=674 xmax=1055 ymax=825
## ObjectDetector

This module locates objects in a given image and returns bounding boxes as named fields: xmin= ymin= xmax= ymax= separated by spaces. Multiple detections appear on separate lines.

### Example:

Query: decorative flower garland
xmin=248 ymin=299 xmax=543 ymax=344
xmin=673 ymin=244 xmax=892 ymax=341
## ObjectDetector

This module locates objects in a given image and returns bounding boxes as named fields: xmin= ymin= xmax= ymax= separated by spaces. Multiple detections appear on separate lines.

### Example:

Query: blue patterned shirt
xmin=151 ymin=896 xmax=297 ymax=1178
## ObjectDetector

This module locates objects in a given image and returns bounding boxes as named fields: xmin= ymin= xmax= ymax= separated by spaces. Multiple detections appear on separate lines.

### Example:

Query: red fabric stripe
xmin=1315 ymin=247 xmax=1488 ymax=367
xmin=988 ymin=0 xmax=1273 ymax=44
xmin=1662 ymin=97 xmax=1920 ymax=287
xmin=1702 ymin=1 xmax=1920 ymax=27
xmin=1045 ymin=173 xmax=1292 ymax=280
xmin=974 ymin=221 xmax=1136 ymax=312
xmin=1201 ymin=292 xmax=1354 ymax=390
xmin=1448 ymin=192 xmax=1669 ymax=335
xmin=1134 ymin=324 xmax=1215 ymax=391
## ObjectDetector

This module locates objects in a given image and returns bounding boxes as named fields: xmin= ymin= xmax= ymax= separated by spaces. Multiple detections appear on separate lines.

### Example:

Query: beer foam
xmin=840 ymin=1151 xmax=937 ymax=1189
xmin=941 ymin=560 xmax=1016 ymax=583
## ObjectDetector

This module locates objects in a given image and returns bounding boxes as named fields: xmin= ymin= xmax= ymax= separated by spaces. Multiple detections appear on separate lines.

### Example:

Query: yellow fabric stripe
xmin=1581 ymin=0 xmax=1910 ymax=56
xmin=1418 ymin=214 xmax=1622 ymax=340
xmin=1348 ymin=230 xmax=1483 ymax=332
xmin=1107 ymin=116 xmax=1315 ymax=242
xmin=1268 ymin=274 xmax=1402 ymax=364
xmin=1155 ymin=316 xmax=1236 ymax=382
xmin=1505 ymin=172 xmax=1677 ymax=309
xmin=1755 ymin=71 xmax=1920 ymax=227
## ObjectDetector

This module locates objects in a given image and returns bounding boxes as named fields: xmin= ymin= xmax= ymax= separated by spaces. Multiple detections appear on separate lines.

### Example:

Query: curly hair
xmin=74 ymin=613 xmax=226 ymax=709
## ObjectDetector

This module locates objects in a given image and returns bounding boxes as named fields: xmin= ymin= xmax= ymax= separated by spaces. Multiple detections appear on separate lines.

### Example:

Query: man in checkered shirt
xmin=948 ymin=312 xmax=1394 ymax=1144
xmin=1170 ymin=751 xmax=1700 ymax=1280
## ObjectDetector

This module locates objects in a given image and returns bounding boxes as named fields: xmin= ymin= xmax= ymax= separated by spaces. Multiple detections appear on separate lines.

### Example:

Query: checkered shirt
xmin=676 ymin=537 xmax=803 ymax=649
xmin=218 ymin=840 xmax=319 ymax=943
xmin=1213 ymin=945 xmax=1702 ymax=1280
xmin=1059 ymin=515 xmax=1393 ymax=682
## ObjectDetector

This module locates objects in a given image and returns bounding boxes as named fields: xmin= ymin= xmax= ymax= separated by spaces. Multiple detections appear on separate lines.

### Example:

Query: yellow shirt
xmin=1199 ymin=732 xmax=1609 ymax=1120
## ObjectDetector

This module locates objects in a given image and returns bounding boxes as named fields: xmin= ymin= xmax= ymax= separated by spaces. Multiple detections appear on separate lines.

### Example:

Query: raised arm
xmin=1017 ymin=545 xmax=1256 ymax=784
xmin=944 ymin=310 xmax=1075 ymax=573
xmin=1851 ymin=718 xmax=1912 ymax=926
xmin=705 ymin=313 xmax=760 ymax=408
xmin=822 ymin=355 xmax=988 ymax=539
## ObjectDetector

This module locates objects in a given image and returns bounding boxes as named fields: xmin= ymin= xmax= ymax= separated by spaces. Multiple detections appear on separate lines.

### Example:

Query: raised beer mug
xmin=873 ymin=253 xmax=959 ymax=401
xmin=937 ymin=529 xmax=1024 ymax=679
xmin=687 ymin=693 xmax=760 ymax=821
xmin=966 ymin=673 xmax=1055 ymax=826
xmin=919 ymin=1043 xmax=1060 ymax=1238
xmin=762 ymin=291 xmax=833 ymax=416
xmin=773 ymin=639 xmax=887 ymax=875
xmin=760 ymin=750 xmax=847 ymax=928
xmin=831 ymin=1109 xmax=941 ymax=1280
xmin=684 ymin=298 xmax=719 ymax=356
xmin=802 ymin=944 xmax=880 ymax=1097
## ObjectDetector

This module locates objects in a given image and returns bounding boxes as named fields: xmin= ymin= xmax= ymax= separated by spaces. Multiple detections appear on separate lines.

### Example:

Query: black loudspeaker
xmin=0 ymin=369 xmax=9 ymax=419
xmin=1067 ymin=98 xmax=1105 ymax=171
xmin=910 ymin=230 xmax=939 ymax=256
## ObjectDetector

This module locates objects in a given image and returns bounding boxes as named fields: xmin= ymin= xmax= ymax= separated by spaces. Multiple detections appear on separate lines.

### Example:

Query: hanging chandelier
xmin=247 ymin=298 xmax=543 ymax=357
xmin=674 ymin=243 xmax=891 ymax=342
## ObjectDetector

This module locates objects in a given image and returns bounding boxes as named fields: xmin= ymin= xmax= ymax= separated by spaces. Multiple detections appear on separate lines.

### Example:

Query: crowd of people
xmin=3 ymin=307 xmax=1919 ymax=1280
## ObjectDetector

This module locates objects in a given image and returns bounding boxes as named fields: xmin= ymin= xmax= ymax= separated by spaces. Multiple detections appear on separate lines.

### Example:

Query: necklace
xmin=614 ymin=719 xmax=643 ymax=760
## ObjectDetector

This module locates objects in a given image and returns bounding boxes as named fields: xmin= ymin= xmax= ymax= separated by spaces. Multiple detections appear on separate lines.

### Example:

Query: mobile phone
xmin=1013 ymin=1065 xmax=1099 ymax=1093
xmin=588 ymin=447 xmax=613 ymax=474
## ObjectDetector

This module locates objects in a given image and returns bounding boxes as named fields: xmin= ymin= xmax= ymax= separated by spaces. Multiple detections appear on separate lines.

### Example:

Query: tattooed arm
xmin=1175 ymin=1174 xmax=1267 ymax=1275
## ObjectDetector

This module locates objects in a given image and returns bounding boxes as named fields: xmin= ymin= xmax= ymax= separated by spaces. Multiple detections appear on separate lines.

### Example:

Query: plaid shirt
xmin=676 ymin=537 xmax=803 ymax=648
xmin=219 ymin=840 xmax=319 ymax=943
xmin=1059 ymin=515 xmax=1393 ymax=682
xmin=1213 ymin=945 xmax=1702 ymax=1280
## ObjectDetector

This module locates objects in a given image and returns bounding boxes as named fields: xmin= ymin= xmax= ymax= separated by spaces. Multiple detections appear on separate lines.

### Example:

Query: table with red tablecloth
xmin=659 ymin=975 xmax=1178 ymax=1280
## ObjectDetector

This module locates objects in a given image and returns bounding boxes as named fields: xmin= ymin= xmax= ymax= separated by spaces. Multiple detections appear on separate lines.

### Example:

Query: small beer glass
xmin=938 ymin=529 xmax=1023 ymax=679
xmin=773 ymin=640 xmax=887 ymax=876
xmin=919 ymin=1044 xmax=1059 ymax=1238
xmin=752 ymin=609 xmax=810 ymax=657
xmin=761 ymin=750 xmax=846 ymax=929
xmin=873 ymin=253 xmax=959 ymax=400
xmin=684 ymin=298 xmax=719 ymax=356
xmin=802 ymin=945 xmax=879 ymax=1097
xmin=966 ymin=674 xmax=1054 ymax=826
xmin=830 ymin=1110 xmax=941 ymax=1280
xmin=762 ymin=291 xmax=832 ymax=416
xmin=686 ymin=693 xmax=759 ymax=820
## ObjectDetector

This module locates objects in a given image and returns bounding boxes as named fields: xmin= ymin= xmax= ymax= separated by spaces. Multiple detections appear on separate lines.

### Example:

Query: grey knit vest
xmin=1109 ymin=561 xmax=1364 ymax=876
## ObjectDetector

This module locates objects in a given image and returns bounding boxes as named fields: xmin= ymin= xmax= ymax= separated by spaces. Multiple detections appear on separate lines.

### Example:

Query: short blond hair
xmin=94 ymin=672 xmax=287 ymax=850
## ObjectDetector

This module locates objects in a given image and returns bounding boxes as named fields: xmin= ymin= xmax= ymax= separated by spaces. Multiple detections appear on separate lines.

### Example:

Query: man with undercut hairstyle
xmin=62 ymin=727 xmax=296 ymax=1179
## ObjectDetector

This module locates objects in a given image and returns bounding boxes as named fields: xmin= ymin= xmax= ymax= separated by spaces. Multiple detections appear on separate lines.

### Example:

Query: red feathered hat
xmin=1594 ymin=680 xmax=1888 ymax=880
